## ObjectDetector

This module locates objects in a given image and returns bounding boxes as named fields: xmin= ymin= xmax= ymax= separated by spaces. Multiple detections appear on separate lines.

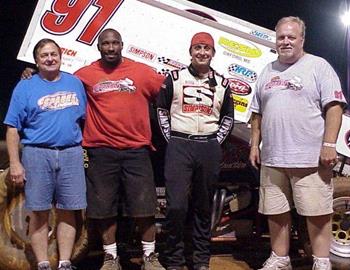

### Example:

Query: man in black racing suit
xmin=156 ymin=32 xmax=234 ymax=270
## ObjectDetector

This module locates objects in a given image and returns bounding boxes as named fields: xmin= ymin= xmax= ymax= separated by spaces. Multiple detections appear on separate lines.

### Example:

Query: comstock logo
xmin=219 ymin=37 xmax=262 ymax=58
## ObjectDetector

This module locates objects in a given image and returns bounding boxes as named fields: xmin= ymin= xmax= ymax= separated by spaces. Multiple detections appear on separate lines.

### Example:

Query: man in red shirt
xmin=75 ymin=29 xmax=165 ymax=270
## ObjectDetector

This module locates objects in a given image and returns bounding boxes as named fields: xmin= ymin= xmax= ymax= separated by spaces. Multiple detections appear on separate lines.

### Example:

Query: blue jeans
xmin=22 ymin=145 xmax=87 ymax=211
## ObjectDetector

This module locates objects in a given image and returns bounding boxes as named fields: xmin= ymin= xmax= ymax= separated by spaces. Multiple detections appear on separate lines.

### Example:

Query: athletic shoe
xmin=196 ymin=265 xmax=209 ymax=270
xmin=142 ymin=252 xmax=165 ymax=270
xmin=57 ymin=261 xmax=74 ymax=270
xmin=258 ymin=251 xmax=292 ymax=270
xmin=37 ymin=262 xmax=52 ymax=270
xmin=100 ymin=253 xmax=122 ymax=270
xmin=312 ymin=256 xmax=331 ymax=270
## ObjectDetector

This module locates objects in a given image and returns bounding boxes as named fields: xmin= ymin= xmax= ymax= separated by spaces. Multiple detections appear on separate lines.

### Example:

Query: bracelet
xmin=251 ymin=145 xmax=259 ymax=149
xmin=323 ymin=142 xmax=336 ymax=148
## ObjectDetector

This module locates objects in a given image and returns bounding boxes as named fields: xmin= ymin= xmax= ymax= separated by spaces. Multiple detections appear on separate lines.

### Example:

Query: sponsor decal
xmin=93 ymin=78 xmax=136 ymax=93
xmin=157 ymin=108 xmax=171 ymax=142
xmin=182 ymin=86 xmax=214 ymax=115
xmin=38 ymin=91 xmax=79 ymax=110
xmin=219 ymin=36 xmax=262 ymax=58
xmin=228 ymin=63 xmax=257 ymax=83
xmin=233 ymin=95 xmax=248 ymax=112
xmin=61 ymin=48 xmax=77 ymax=56
xmin=228 ymin=78 xmax=252 ymax=96
xmin=217 ymin=116 xmax=234 ymax=144
xmin=223 ymin=51 xmax=250 ymax=64
xmin=127 ymin=45 xmax=157 ymax=62
xmin=158 ymin=56 xmax=187 ymax=70
xmin=250 ymin=30 xmax=272 ymax=41
xmin=221 ymin=136 xmax=250 ymax=170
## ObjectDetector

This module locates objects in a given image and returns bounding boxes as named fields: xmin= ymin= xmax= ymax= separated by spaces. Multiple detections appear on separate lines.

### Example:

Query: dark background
xmin=0 ymin=0 xmax=348 ymax=139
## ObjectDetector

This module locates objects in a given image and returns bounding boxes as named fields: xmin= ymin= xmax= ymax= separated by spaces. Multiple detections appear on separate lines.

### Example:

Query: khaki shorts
xmin=258 ymin=165 xmax=333 ymax=216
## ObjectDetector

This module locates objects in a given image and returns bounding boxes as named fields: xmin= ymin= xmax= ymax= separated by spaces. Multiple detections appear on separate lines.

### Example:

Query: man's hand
xmin=9 ymin=161 xmax=25 ymax=187
xmin=249 ymin=146 xmax=261 ymax=170
xmin=21 ymin=67 xmax=36 ymax=80
xmin=320 ymin=145 xmax=338 ymax=168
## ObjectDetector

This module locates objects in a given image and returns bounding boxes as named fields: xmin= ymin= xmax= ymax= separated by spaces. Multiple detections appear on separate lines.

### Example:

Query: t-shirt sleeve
xmin=145 ymin=67 xmax=165 ymax=99
xmin=318 ymin=59 xmax=347 ymax=109
xmin=250 ymin=78 xmax=262 ymax=114
xmin=3 ymin=80 xmax=28 ymax=130
xmin=76 ymin=78 xmax=87 ymax=119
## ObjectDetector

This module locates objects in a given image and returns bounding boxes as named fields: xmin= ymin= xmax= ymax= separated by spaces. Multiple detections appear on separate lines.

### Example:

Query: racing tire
xmin=330 ymin=177 xmax=350 ymax=263
xmin=297 ymin=176 xmax=350 ymax=264
xmin=0 ymin=168 xmax=88 ymax=270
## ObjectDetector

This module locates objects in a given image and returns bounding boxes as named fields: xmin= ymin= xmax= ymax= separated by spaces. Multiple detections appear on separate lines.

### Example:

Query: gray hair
xmin=275 ymin=16 xmax=306 ymax=39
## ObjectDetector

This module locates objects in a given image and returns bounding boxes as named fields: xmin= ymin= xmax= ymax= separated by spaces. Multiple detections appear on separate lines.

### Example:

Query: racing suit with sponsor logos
xmin=156 ymin=65 xmax=234 ymax=268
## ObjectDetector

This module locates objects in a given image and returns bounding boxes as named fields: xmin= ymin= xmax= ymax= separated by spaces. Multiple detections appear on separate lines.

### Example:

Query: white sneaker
xmin=258 ymin=251 xmax=292 ymax=270
xmin=312 ymin=256 xmax=331 ymax=270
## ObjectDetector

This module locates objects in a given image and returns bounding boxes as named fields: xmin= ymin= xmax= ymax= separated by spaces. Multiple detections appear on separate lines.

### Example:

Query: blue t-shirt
xmin=4 ymin=72 xmax=87 ymax=147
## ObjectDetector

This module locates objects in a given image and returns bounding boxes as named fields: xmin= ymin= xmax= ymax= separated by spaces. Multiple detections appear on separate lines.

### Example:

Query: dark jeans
xmin=164 ymin=138 xmax=222 ymax=269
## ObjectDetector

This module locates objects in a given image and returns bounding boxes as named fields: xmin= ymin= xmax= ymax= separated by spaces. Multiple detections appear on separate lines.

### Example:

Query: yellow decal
xmin=233 ymin=95 xmax=248 ymax=112
xmin=219 ymin=37 xmax=262 ymax=58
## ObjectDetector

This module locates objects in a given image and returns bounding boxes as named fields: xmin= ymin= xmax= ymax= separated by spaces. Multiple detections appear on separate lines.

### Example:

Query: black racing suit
xmin=156 ymin=65 xmax=234 ymax=269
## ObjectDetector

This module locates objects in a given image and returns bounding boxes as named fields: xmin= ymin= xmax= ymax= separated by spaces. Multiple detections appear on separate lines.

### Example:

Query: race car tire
xmin=0 ymin=168 xmax=88 ymax=270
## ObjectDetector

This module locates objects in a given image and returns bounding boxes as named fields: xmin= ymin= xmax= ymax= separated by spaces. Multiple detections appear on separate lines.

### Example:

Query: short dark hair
xmin=32 ymin=38 xmax=62 ymax=61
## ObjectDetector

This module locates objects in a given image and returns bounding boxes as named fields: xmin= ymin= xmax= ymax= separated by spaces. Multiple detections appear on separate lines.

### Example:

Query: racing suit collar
xmin=188 ymin=64 xmax=217 ymax=88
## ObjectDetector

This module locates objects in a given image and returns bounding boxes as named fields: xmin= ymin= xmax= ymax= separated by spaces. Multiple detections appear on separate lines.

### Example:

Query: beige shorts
xmin=258 ymin=165 xmax=333 ymax=216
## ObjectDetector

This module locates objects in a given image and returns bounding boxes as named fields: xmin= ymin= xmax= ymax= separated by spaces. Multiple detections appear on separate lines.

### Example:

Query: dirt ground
xmin=74 ymin=236 xmax=350 ymax=270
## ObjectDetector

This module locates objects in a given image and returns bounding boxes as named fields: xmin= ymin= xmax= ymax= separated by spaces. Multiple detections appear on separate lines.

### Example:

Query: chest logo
xmin=38 ymin=91 xmax=79 ymax=110
xmin=93 ymin=78 xmax=136 ymax=93
xmin=182 ymin=85 xmax=214 ymax=115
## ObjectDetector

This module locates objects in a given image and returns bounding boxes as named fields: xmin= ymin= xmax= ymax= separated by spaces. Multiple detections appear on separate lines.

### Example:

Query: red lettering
xmin=41 ymin=0 xmax=91 ymax=35
xmin=41 ymin=0 xmax=123 ymax=45
xmin=78 ymin=0 xmax=123 ymax=45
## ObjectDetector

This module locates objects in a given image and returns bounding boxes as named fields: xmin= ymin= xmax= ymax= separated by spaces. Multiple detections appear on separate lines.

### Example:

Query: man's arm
xmin=320 ymin=102 xmax=344 ymax=167
xmin=217 ymin=86 xmax=234 ymax=144
xmin=249 ymin=112 xmax=262 ymax=169
xmin=21 ymin=67 xmax=37 ymax=79
xmin=155 ymin=74 xmax=174 ymax=142
xmin=6 ymin=126 xmax=25 ymax=186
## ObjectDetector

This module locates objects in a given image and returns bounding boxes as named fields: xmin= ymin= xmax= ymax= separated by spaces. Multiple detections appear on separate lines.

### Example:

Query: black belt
xmin=171 ymin=131 xmax=217 ymax=141
xmin=26 ymin=144 xmax=79 ymax=150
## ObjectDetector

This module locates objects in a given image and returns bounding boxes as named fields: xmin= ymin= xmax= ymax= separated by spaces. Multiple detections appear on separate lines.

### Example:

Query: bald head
xmin=97 ymin=28 xmax=124 ymax=68
xmin=98 ymin=28 xmax=122 ymax=45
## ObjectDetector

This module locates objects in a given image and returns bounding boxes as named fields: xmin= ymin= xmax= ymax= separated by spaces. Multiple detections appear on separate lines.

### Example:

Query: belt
xmin=170 ymin=131 xmax=217 ymax=141
xmin=26 ymin=144 xmax=79 ymax=150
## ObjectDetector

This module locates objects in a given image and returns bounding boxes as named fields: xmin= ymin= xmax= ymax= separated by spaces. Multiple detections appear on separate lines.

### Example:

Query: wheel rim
xmin=331 ymin=196 xmax=350 ymax=258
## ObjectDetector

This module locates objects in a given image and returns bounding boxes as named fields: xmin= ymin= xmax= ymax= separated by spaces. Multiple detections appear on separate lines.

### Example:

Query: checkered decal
xmin=228 ymin=64 xmax=257 ymax=83
xmin=158 ymin=57 xmax=187 ymax=70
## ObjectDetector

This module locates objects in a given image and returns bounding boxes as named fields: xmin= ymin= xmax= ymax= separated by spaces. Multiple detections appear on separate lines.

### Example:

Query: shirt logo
xmin=334 ymin=90 xmax=344 ymax=100
xmin=264 ymin=76 xmax=303 ymax=91
xmin=182 ymin=85 xmax=214 ymax=115
xmin=93 ymin=78 xmax=136 ymax=93
xmin=38 ymin=91 xmax=79 ymax=110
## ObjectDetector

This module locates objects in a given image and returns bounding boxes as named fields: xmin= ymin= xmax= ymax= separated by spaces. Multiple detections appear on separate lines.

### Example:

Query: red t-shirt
xmin=75 ymin=58 xmax=164 ymax=149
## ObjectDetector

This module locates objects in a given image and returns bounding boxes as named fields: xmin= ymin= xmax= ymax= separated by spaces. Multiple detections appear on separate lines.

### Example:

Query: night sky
xmin=0 ymin=0 xmax=347 ymax=139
